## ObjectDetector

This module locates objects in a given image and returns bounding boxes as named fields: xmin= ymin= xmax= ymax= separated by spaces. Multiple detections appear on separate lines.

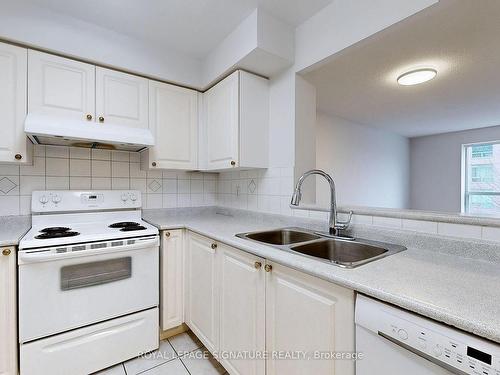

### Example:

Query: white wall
xmin=316 ymin=113 xmax=410 ymax=208
xmin=0 ymin=1 xmax=203 ymax=87
xmin=410 ymin=125 xmax=500 ymax=213
xmin=294 ymin=0 xmax=438 ymax=73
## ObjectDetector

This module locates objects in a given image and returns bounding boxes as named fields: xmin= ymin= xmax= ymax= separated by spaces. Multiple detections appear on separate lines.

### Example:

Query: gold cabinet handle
xmin=230 ymin=160 xmax=236 ymax=166
xmin=165 ymin=232 xmax=170 ymax=237
xmin=211 ymin=243 xmax=217 ymax=250
xmin=152 ymin=162 xmax=157 ymax=167
xmin=2 ymin=249 xmax=11 ymax=256
xmin=86 ymin=114 xmax=93 ymax=121
xmin=264 ymin=264 xmax=272 ymax=272
xmin=98 ymin=116 xmax=105 ymax=123
xmin=14 ymin=154 xmax=22 ymax=160
xmin=254 ymin=261 xmax=262 ymax=269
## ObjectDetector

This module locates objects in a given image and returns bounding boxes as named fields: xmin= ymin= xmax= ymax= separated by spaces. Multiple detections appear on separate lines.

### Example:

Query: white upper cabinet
xmin=203 ymin=70 xmax=269 ymax=171
xmin=205 ymin=71 xmax=239 ymax=170
xmin=0 ymin=42 xmax=30 ymax=164
xmin=96 ymin=67 xmax=148 ymax=128
xmin=28 ymin=50 xmax=95 ymax=121
xmin=142 ymin=81 xmax=198 ymax=170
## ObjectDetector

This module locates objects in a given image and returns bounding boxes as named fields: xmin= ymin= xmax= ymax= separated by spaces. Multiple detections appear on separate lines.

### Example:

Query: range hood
xmin=25 ymin=114 xmax=155 ymax=152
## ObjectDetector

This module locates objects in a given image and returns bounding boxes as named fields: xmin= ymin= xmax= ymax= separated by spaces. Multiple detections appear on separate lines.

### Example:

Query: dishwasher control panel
xmin=356 ymin=295 xmax=500 ymax=375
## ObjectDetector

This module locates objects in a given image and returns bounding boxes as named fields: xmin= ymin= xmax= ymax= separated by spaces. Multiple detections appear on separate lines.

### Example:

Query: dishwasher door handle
xmin=377 ymin=331 xmax=468 ymax=375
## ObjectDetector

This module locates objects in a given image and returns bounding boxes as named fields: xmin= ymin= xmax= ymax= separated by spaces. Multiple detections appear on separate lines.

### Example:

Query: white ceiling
xmin=20 ymin=0 xmax=332 ymax=59
xmin=305 ymin=0 xmax=500 ymax=138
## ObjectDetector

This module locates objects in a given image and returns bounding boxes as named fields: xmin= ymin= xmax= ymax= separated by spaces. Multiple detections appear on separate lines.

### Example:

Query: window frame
xmin=461 ymin=140 xmax=500 ymax=214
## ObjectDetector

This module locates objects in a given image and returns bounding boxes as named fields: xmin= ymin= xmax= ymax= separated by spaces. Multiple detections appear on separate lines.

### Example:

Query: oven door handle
xmin=18 ymin=237 xmax=159 ymax=264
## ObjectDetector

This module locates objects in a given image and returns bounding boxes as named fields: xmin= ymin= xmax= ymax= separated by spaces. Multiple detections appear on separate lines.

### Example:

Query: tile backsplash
xmin=216 ymin=168 xmax=296 ymax=216
xmin=0 ymin=145 xmax=217 ymax=215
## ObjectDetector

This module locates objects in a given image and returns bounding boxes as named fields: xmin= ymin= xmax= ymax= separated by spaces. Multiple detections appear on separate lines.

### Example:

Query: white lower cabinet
xmin=219 ymin=244 xmax=266 ymax=375
xmin=265 ymin=262 xmax=355 ymax=375
xmin=160 ymin=230 xmax=184 ymax=331
xmin=185 ymin=232 xmax=220 ymax=353
xmin=184 ymin=231 xmax=355 ymax=375
xmin=0 ymin=247 xmax=17 ymax=375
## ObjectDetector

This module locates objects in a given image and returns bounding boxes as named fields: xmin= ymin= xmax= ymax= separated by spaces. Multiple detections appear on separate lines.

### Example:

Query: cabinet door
xmin=96 ymin=67 xmax=148 ymax=128
xmin=0 ymin=247 xmax=17 ymax=375
xmin=266 ymin=262 xmax=355 ymax=375
xmin=160 ymin=230 xmax=184 ymax=331
xmin=0 ymin=43 xmax=29 ymax=164
xmin=185 ymin=233 xmax=219 ymax=353
xmin=205 ymin=71 xmax=239 ymax=170
xmin=219 ymin=245 xmax=265 ymax=375
xmin=148 ymin=81 xmax=198 ymax=169
xmin=28 ymin=50 xmax=95 ymax=121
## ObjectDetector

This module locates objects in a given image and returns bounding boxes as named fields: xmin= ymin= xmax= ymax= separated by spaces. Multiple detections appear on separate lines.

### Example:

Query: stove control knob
xmin=39 ymin=195 xmax=48 ymax=204
xmin=52 ymin=194 xmax=61 ymax=204
xmin=130 ymin=193 xmax=137 ymax=201
xmin=433 ymin=345 xmax=443 ymax=357
xmin=121 ymin=193 xmax=129 ymax=202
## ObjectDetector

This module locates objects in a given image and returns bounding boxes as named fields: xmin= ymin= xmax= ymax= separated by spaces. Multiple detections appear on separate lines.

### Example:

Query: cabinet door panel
xmin=0 ymin=247 xmax=17 ymax=375
xmin=28 ymin=50 xmax=95 ymax=121
xmin=96 ymin=67 xmax=148 ymax=128
xmin=0 ymin=43 xmax=28 ymax=163
xmin=205 ymin=71 xmax=239 ymax=170
xmin=219 ymin=245 xmax=265 ymax=375
xmin=149 ymin=82 xmax=198 ymax=169
xmin=160 ymin=230 xmax=184 ymax=331
xmin=185 ymin=233 xmax=219 ymax=353
xmin=266 ymin=262 xmax=355 ymax=375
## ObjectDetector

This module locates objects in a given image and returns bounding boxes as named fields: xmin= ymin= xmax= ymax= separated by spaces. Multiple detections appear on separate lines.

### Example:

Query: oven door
xmin=18 ymin=236 xmax=159 ymax=343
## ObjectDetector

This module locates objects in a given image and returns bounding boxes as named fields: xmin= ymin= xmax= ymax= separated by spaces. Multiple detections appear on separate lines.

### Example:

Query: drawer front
xmin=20 ymin=308 xmax=158 ymax=375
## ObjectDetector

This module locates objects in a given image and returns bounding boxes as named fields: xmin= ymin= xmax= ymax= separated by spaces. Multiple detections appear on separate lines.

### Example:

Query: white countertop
xmin=143 ymin=207 xmax=500 ymax=344
xmin=0 ymin=216 xmax=31 ymax=247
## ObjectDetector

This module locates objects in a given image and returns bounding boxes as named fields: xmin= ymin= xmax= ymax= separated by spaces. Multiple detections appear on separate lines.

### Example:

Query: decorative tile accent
xmin=248 ymin=179 xmax=257 ymax=194
xmin=0 ymin=177 xmax=17 ymax=194
xmin=148 ymin=179 xmax=162 ymax=193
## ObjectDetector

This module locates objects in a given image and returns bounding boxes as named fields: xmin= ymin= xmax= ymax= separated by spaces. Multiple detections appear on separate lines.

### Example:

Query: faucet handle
xmin=336 ymin=210 xmax=353 ymax=229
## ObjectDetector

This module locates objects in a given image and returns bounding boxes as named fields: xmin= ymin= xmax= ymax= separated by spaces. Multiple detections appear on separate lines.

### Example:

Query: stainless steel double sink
xmin=236 ymin=228 xmax=406 ymax=268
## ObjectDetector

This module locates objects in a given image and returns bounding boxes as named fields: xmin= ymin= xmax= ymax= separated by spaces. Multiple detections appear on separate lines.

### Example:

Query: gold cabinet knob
xmin=86 ymin=114 xmax=93 ymax=121
xmin=254 ymin=261 xmax=262 ymax=269
xmin=14 ymin=154 xmax=22 ymax=160
xmin=152 ymin=162 xmax=157 ymax=167
xmin=264 ymin=264 xmax=272 ymax=272
xmin=230 ymin=160 xmax=236 ymax=166
xmin=2 ymin=249 xmax=11 ymax=256
xmin=165 ymin=232 xmax=170 ymax=237
xmin=98 ymin=116 xmax=105 ymax=123
xmin=211 ymin=243 xmax=217 ymax=250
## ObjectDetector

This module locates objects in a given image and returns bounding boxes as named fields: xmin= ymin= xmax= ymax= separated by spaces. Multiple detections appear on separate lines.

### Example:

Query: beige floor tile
xmin=141 ymin=359 xmax=189 ymax=375
xmin=181 ymin=348 xmax=227 ymax=375
xmin=124 ymin=340 xmax=177 ymax=374
xmin=168 ymin=331 xmax=203 ymax=355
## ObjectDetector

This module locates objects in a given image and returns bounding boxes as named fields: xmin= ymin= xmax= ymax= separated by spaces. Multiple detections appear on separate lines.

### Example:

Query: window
xmin=463 ymin=142 xmax=500 ymax=215
xmin=471 ymin=144 xmax=493 ymax=158
xmin=471 ymin=165 xmax=494 ymax=183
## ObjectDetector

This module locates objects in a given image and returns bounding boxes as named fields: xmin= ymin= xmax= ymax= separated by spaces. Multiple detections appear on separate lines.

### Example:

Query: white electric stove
xmin=18 ymin=190 xmax=160 ymax=375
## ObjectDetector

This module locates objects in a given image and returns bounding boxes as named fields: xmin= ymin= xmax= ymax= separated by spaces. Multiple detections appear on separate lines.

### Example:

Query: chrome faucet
xmin=290 ymin=169 xmax=352 ymax=237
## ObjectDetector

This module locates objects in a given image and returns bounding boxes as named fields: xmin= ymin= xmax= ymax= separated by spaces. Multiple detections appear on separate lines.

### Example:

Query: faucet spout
xmin=290 ymin=169 xmax=352 ymax=236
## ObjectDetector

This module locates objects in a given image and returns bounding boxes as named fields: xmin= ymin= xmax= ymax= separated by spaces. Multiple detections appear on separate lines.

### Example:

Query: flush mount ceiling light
xmin=397 ymin=68 xmax=437 ymax=86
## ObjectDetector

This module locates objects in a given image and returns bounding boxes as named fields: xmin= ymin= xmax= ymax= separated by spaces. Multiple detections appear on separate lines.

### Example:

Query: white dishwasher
xmin=355 ymin=295 xmax=500 ymax=375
